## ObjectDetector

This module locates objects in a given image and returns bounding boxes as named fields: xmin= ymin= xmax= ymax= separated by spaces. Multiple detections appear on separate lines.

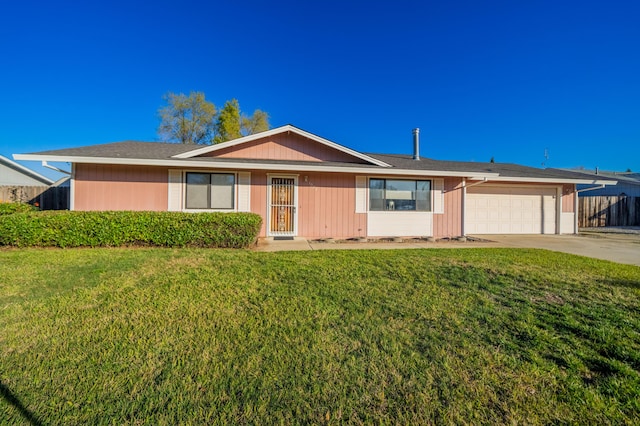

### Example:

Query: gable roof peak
xmin=172 ymin=124 xmax=392 ymax=167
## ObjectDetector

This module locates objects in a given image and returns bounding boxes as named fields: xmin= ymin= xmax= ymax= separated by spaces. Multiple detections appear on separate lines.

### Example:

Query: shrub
xmin=0 ymin=211 xmax=262 ymax=248
xmin=0 ymin=202 xmax=37 ymax=215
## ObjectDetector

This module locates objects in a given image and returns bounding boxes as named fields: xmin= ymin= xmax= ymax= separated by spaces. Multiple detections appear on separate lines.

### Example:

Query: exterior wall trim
xmin=167 ymin=169 xmax=183 ymax=211
xmin=556 ymin=186 xmax=562 ymax=235
xmin=355 ymin=176 xmax=367 ymax=213
xmin=69 ymin=163 xmax=75 ymax=211
xmin=368 ymin=211 xmax=434 ymax=237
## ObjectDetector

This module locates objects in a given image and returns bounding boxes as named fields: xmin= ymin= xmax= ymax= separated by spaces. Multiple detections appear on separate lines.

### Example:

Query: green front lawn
xmin=1 ymin=248 xmax=639 ymax=424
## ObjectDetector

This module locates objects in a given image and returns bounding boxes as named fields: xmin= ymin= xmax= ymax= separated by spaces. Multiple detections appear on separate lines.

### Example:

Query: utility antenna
xmin=541 ymin=148 xmax=549 ymax=167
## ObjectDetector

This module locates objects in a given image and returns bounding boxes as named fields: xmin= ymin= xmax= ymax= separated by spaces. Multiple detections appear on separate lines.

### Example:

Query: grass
xmin=1 ymin=247 xmax=639 ymax=424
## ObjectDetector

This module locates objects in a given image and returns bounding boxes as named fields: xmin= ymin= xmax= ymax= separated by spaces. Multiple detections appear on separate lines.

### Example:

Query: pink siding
xmin=562 ymin=183 xmax=576 ymax=213
xmin=251 ymin=171 xmax=366 ymax=238
xmin=73 ymin=164 xmax=576 ymax=238
xmin=74 ymin=164 xmax=168 ymax=211
xmin=433 ymin=177 xmax=463 ymax=238
xmin=298 ymin=172 xmax=367 ymax=238
xmin=205 ymin=132 xmax=368 ymax=164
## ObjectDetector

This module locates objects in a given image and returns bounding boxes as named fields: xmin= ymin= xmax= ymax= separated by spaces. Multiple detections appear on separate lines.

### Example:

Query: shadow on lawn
xmin=604 ymin=278 xmax=640 ymax=290
xmin=0 ymin=380 xmax=43 ymax=426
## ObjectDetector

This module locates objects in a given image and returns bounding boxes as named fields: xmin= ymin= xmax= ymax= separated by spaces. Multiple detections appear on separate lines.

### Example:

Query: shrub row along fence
xmin=0 ymin=186 xmax=69 ymax=210
xmin=0 ymin=211 xmax=262 ymax=248
xmin=579 ymin=196 xmax=640 ymax=227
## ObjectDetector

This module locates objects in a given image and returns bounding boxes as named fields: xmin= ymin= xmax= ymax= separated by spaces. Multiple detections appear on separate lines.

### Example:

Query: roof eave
xmin=12 ymin=154 xmax=497 ymax=178
xmin=21 ymin=153 xmax=611 ymax=183
xmin=481 ymin=176 xmax=618 ymax=185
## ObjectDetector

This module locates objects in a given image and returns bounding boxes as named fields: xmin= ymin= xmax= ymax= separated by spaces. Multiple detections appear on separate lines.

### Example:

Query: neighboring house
xmin=571 ymin=170 xmax=640 ymax=197
xmin=0 ymin=154 xmax=53 ymax=186
xmin=1 ymin=154 xmax=56 ymax=205
xmin=14 ymin=125 xmax=616 ymax=238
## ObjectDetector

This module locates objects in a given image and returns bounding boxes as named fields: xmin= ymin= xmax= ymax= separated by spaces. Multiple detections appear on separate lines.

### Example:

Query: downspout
xmin=574 ymin=187 xmax=578 ymax=234
xmin=462 ymin=178 xmax=466 ymax=236
xmin=574 ymin=184 xmax=606 ymax=234
xmin=462 ymin=177 xmax=488 ymax=236
xmin=556 ymin=186 xmax=562 ymax=235
xmin=69 ymin=163 xmax=75 ymax=211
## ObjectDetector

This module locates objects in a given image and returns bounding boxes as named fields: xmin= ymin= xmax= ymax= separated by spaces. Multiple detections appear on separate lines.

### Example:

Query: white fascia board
xmin=480 ymin=176 xmax=618 ymax=185
xmin=12 ymin=154 xmax=498 ymax=178
xmin=171 ymin=124 xmax=393 ymax=168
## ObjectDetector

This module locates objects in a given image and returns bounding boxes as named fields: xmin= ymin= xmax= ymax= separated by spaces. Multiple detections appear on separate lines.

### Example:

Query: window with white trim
xmin=185 ymin=172 xmax=235 ymax=209
xmin=369 ymin=178 xmax=431 ymax=211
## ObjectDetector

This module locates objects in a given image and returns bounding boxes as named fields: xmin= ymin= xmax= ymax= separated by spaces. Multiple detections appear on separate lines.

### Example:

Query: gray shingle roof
xmin=29 ymin=141 xmax=196 ymax=159
xmin=366 ymin=153 xmax=616 ymax=181
xmin=552 ymin=169 xmax=640 ymax=185
xmin=22 ymin=140 xmax=617 ymax=182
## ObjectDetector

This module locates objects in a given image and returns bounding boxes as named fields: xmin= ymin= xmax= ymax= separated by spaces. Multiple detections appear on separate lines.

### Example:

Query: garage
xmin=466 ymin=185 xmax=557 ymax=234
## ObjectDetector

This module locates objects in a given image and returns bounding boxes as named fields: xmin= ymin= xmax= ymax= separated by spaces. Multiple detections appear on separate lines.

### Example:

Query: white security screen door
xmin=269 ymin=177 xmax=297 ymax=236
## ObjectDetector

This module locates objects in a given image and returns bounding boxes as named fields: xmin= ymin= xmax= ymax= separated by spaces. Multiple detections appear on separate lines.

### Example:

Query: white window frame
xmin=368 ymin=177 xmax=433 ymax=212
xmin=182 ymin=170 xmax=239 ymax=212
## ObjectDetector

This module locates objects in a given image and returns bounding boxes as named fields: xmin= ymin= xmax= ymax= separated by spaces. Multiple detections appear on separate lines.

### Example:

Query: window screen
xmin=185 ymin=172 xmax=235 ymax=209
xmin=211 ymin=174 xmax=235 ymax=209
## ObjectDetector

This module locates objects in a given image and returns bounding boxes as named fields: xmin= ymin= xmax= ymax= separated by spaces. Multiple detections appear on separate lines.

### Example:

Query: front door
xmin=269 ymin=176 xmax=297 ymax=236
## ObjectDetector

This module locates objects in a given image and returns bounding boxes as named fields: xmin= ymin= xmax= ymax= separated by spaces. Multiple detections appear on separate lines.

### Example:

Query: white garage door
xmin=466 ymin=185 xmax=557 ymax=234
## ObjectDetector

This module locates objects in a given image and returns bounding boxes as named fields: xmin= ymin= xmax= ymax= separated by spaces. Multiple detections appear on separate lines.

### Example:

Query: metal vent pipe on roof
xmin=413 ymin=128 xmax=420 ymax=160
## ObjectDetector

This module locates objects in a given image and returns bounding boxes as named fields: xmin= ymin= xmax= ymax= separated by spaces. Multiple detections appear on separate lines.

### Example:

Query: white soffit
xmin=11 ymin=154 xmax=499 ymax=178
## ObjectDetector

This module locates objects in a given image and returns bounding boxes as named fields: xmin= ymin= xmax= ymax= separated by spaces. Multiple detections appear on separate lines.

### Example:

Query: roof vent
xmin=413 ymin=128 xmax=420 ymax=160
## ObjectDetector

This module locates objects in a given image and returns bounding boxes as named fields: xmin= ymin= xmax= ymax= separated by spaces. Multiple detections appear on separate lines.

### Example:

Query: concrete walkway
xmin=254 ymin=237 xmax=495 ymax=252
xmin=254 ymin=233 xmax=640 ymax=267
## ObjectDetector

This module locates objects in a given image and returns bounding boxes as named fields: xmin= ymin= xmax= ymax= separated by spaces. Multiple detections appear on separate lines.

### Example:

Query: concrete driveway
xmin=473 ymin=233 xmax=640 ymax=266
xmin=256 ymin=232 xmax=640 ymax=267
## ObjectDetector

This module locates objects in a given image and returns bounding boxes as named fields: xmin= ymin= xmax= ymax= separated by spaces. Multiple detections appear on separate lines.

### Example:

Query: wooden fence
xmin=579 ymin=196 xmax=640 ymax=227
xmin=0 ymin=186 xmax=69 ymax=210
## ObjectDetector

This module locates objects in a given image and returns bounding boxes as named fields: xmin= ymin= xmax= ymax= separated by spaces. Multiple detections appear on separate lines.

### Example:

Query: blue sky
xmin=1 ymin=0 xmax=638 ymax=180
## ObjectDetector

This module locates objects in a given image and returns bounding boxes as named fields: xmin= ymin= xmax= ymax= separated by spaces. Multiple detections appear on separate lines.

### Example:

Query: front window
xmin=186 ymin=172 xmax=235 ymax=209
xmin=369 ymin=179 xmax=431 ymax=211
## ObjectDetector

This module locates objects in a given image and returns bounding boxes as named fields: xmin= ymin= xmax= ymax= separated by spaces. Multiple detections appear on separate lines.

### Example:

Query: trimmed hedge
xmin=0 ymin=211 xmax=262 ymax=248
xmin=0 ymin=202 xmax=37 ymax=215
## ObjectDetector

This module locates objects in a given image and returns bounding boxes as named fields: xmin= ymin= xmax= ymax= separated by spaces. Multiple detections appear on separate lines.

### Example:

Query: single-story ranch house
xmin=14 ymin=125 xmax=616 ymax=239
